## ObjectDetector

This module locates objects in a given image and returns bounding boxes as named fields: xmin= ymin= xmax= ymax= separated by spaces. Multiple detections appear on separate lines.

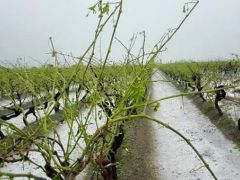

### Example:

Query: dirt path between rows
xmin=117 ymin=120 xmax=157 ymax=180
xmin=118 ymin=70 xmax=240 ymax=180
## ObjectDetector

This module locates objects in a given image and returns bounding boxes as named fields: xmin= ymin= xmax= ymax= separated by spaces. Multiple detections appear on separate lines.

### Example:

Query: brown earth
xmin=117 ymin=119 xmax=157 ymax=180
xmin=84 ymin=119 xmax=157 ymax=180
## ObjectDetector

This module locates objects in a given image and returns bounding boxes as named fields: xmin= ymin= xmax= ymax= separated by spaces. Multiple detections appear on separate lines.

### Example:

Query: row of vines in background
xmin=0 ymin=0 xmax=150 ymax=178
xmin=0 ymin=61 xmax=152 ymax=179
xmin=159 ymin=60 xmax=240 ymax=124
xmin=0 ymin=0 xmax=220 ymax=180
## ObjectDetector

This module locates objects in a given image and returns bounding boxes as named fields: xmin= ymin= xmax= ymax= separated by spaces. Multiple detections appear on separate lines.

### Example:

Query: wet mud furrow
xmin=117 ymin=120 xmax=156 ymax=180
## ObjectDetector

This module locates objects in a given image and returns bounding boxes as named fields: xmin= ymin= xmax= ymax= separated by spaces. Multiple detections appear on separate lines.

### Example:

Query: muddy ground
xmin=84 ymin=71 xmax=240 ymax=180
xmin=117 ymin=120 xmax=157 ymax=180
xmin=118 ymin=71 xmax=240 ymax=180
xmin=84 ymin=119 xmax=156 ymax=180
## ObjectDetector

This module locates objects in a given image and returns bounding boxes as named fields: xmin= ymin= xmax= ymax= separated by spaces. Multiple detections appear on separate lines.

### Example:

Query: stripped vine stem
xmin=109 ymin=114 xmax=218 ymax=180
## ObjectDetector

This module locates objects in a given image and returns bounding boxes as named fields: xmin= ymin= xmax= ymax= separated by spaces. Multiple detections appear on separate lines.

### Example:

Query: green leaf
xmin=102 ymin=3 xmax=110 ymax=14
xmin=234 ymin=144 xmax=240 ymax=150
xmin=22 ymin=155 xmax=29 ymax=161
xmin=183 ymin=6 xmax=186 ymax=13
xmin=53 ymin=174 xmax=62 ymax=180
xmin=52 ymin=50 xmax=57 ymax=58
xmin=88 ymin=4 xmax=97 ymax=14
xmin=154 ymin=102 xmax=160 ymax=112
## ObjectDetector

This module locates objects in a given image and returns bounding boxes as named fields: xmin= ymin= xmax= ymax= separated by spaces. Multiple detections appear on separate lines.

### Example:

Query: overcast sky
xmin=0 ymin=0 xmax=240 ymax=66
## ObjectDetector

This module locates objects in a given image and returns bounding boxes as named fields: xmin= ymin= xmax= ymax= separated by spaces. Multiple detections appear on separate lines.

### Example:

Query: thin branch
xmin=109 ymin=114 xmax=218 ymax=180
xmin=0 ymin=172 xmax=46 ymax=180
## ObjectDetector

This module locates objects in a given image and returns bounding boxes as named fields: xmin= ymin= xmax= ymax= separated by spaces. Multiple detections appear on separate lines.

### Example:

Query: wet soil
xmin=117 ymin=120 xmax=157 ymax=180
xmin=147 ymin=71 xmax=240 ymax=180
xmin=83 ymin=120 xmax=157 ymax=180
xmin=2 ymin=72 xmax=240 ymax=180
xmin=117 ymin=70 xmax=240 ymax=180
